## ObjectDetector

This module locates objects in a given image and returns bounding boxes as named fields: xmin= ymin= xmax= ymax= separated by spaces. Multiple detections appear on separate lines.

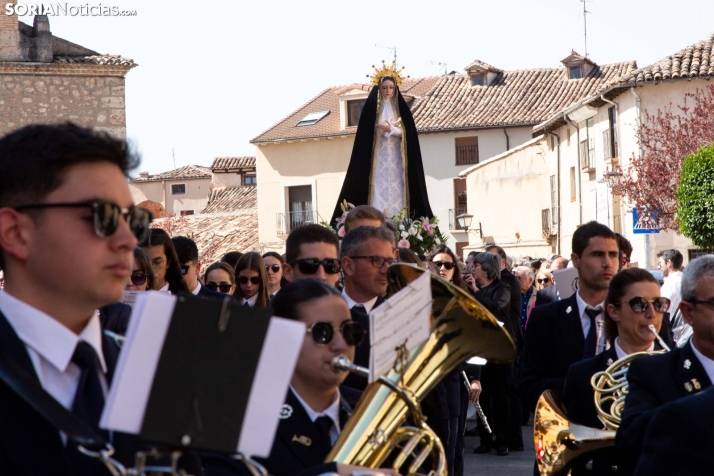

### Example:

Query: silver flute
xmin=461 ymin=371 xmax=492 ymax=434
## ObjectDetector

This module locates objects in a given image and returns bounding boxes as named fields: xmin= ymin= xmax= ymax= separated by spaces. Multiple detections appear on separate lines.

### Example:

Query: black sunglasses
xmin=537 ymin=278 xmax=550 ymax=284
xmin=180 ymin=264 xmax=192 ymax=275
xmin=238 ymin=276 xmax=261 ymax=285
xmin=350 ymin=256 xmax=396 ymax=268
xmin=620 ymin=296 xmax=671 ymax=313
xmin=432 ymin=261 xmax=455 ymax=270
xmin=130 ymin=272 xmax=148 ymax=286
xmin=205 ymin=283 xmax=234 ymax=293
xmin=265 ymin=264 xmax=282 ymax=273
xmin=306 ymin=321 xmax=365 ymax=346
xmin=15 ymin=200 xmax=153 ymax=242
xmin=291 ymin=258 xmax=342 ymax=275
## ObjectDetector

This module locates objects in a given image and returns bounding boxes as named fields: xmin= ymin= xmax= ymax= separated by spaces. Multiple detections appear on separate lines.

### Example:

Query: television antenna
xmin=375 ymin=43 xmax=397 ymax=67
xmin=427 ymin=59 xmax=448 ymax=75
xmin=581 ymin=0 xmax=592 ymax=57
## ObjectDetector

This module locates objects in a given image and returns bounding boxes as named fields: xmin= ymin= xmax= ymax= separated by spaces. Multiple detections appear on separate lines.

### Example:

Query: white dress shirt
xmin=661 ymin=271 xmax=683 ymax=316
xmin=614 ymin=337 xmax=654 ymax=360
xmin=0 ymin=290 xmax=107 ymax=441
xmin=191 ymin=282 xmax=202 ymax=295
xmin=159 ymin=282 xmax=170 ymax=293
xmin=290 ymin=386 xmax=341 ymax=445
xmin=575 ymin=290 xmax=606 ymax=351
xmin=241 ymin=293 xmax=259 ymax=307
xmin=342 ymin=288 xmax=379 ymax=314
xmin=690 ymin=339 xmax=714 ymax=385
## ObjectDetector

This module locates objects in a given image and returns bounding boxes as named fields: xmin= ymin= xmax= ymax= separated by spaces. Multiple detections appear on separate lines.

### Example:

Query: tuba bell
xmin=327 ymin=264 xmax=516 ymax=476
xmin=534 ymin=325 xmax=670 ymax=476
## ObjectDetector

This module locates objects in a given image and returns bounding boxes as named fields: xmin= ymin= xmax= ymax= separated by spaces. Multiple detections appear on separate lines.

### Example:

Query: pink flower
xmin=338 ymin=227 xmax=346 ymax=237
xmin=398 ymin=239 xmax=410 ymax=249
xmin=423 ymin=223 xmax=434 ymax=236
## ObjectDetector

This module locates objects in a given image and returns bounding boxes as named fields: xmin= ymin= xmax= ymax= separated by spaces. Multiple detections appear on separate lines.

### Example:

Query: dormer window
xmin=346 ymin=99 xmax=366 ymax=127
xmin=471 ymin=75 xmax=484 ymax=86
xmin=561 ymin=50 xmax=596 ymax=80
xmin=569 ymin=65 xmax=582 ymax=79
xmin=464 ymin=60 xmax=502 ymax=88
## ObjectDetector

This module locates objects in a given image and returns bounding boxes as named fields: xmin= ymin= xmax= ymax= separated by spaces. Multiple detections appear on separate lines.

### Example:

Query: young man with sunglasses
xmin=171 ymin=236 xmax=233 ymax=302
xmin=283 ymin=224 xmax=342 ymax=287
xmin=617 ymin=255 xmax=714 ymax=474
xmin=0 ymin=123 xmax=168 ymax=474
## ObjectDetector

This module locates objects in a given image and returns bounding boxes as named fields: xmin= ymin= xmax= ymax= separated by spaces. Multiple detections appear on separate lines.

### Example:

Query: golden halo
xmin=366 ymin=60 xmax=408 ymax=87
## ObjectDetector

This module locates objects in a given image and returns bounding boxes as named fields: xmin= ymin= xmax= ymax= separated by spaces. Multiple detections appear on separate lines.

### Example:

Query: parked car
xmin=646 ymin=269 xmax=664 ymax=286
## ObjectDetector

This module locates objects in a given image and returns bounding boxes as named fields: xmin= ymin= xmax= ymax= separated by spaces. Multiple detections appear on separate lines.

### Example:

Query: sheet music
xmin=121 ymin=289 xmax=142 ymax=310
xmin=369 ymin=271 xmax=431 ymax=383
xmin=237 ymin=317 xmax=305 ymax=457
xmin=554 ymin=267 xmax=579 ymax=300
xmin=100 ymin=292 xmax=176 ymax=433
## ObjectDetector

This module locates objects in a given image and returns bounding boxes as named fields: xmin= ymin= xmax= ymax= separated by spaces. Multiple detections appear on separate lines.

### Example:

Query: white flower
xmin=401 ymin=231 xmax=409 ymax=239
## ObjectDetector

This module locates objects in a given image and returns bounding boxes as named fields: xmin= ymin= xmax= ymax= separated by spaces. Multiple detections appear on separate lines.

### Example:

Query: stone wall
xmin=0 ymin=70 xmax=128 ymax=137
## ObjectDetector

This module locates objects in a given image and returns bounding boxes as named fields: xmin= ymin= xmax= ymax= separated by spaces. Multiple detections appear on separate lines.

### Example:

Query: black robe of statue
xmin=331 ymin=85 xmax=433 ymax=225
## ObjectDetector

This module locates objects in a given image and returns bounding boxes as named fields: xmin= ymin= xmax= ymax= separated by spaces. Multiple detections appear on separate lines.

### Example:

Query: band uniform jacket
xmin=342 ymin=295 xmax=384 ymax=391
xmin=563 ymin=343 xmax=664 ymax=476
xmin=519 ymin=293 xmax=584 ymax=412
xmin=534 ymin=285 xmax=558 ymax=307
xmin=617 ymin=340 xmax=712 ymax=475
xmin=0 ymin=311 xmax=202 ymax=476
xmin=203 ymin=387 xmax=357 ymax=476
xmin=99 ymin=301 xmax=132 ymax=335
xmin=633 ymin=386 xmax=714 ymax=476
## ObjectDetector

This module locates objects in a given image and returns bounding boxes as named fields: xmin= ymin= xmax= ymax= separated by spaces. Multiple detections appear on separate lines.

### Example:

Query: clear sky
xmin=21 ymin=0 xmax=714 ymax=175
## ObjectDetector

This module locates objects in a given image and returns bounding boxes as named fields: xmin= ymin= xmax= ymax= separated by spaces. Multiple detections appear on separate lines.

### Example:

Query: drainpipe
xmin=630 ymin=87 xmax=650 ymax=268
xmin=563 ymin=113 xmax=583 ymax=225
xmin=543 ymin=129 xmax=562 ymax=255
xmin=503 ymin=127 xmax=510 ymax=151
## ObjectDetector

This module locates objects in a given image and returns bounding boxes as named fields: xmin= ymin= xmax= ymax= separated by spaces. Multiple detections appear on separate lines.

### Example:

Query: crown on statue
xmin=367 ymin=60 xmax=409 ymax=87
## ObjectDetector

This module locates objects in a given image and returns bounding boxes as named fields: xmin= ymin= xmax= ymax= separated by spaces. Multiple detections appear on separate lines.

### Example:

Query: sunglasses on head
xmin=620 ymin=296 xmax=671 ymax=313
xmin=15 ymin=200 xmax=153 ymax=242
xmin=432 ymin=261 xmax=455 ymax=270
xmin=205 ymin=283 xmax=234 ymax=293
xmin=537 ymin=277 xmax=550 ymax=284
xmin=306 ymin=321 xmax=365 ymax=346
xmin=265 ymin=264 xmax=282 ymax=273
xmin=130 ymin=272 xmax=148 ymax=286
xmin=238 ymin=276 xmax=261 ymax=285
xmin=291 ymin=258 xmax=342 ymax=275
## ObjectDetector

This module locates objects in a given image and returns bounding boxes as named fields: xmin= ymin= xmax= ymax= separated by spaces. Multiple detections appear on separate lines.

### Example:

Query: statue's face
xmin=381 ymin=80 xmax=395 ymax=99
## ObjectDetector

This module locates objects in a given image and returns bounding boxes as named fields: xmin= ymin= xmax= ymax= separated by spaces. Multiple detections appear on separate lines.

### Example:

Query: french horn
xmin=327 ymin=264 xmax=516 ymax=476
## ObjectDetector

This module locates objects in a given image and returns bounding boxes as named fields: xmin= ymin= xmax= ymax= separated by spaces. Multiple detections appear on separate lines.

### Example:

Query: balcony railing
xmin=277 ymin=210 xmax=318 ymax=235
xmin=542 ymin=209 xmax=553 ymax=238
xmin=449 ymin=208 xmax=468 ymax=231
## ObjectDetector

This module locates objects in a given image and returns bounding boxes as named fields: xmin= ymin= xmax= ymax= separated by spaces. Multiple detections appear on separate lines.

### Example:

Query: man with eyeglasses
xmin=171 ymin=236 xmax=233 ymax=302
xmin=0 ymin=124 xmax=200 ymax=474
xmin=617 ymin=255 xmax=714 ymax=474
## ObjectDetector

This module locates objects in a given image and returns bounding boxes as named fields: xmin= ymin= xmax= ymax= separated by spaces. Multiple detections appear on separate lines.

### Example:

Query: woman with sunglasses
xmin=127 ymin=246 xmax=155 ymax=291
xmin=535 ymin=269 xmax=554 ymax=291
xmin=203 ymin=261 xmax=236 ymax=296
xmin=426 ymin=244 xmax=465 ymax=289
xmin=234 ymin=252 xmax=270 ymax=307
xmin=262 ymin=251 xmax=285 ymax=298
xmin=562 ymin=268 xmax=670 ymax=475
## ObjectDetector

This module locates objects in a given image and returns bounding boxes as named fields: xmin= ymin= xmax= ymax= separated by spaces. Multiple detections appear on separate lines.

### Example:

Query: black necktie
xmin=583 ymin=307 xmax=603 ymax=358
xmin=314 ymin=415 xmax=333 ymax=444
xmin=68 ymin=341 xmax=108 ymax=473
xmin=352 ymin=304 xmax=366 ymax=314
xmin=243 ymin=301 xmax=250 ymax=307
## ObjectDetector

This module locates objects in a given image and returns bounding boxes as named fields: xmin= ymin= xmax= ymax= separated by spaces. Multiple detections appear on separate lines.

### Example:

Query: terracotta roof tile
xmin=251 ymin=77 xmax=441 ymax=143
xmin=210 ymin=157 xmax=256 ymax=171
xmin=133 ymin=165 xmax=211 ymax=182
xmin=168 ymin=213 xmax=259 ymax=260
xmin=623 ymin=31 xmax=714 ymax=83
xmin=202 ymin=186 xmax=257 ymax=214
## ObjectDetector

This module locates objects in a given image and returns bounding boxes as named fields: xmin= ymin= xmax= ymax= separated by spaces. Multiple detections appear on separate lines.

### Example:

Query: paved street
xmin=463 ymin=422 xmax=535 ymax=476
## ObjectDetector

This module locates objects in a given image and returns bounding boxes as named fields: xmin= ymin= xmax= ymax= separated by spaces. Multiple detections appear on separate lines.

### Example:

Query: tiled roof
xmin=464 ymin=60 xmax=502 ymax=73
xmin=133 ymin=165 xmax=211 ymax=182
xmin=411 ymin=61 xmax=635 ymax=131
xmin=251 ymin=76 xmax=442 ymax=143
xmin=252 ymin=61 xmax=635 ymax=142
xmin=202 ymin=186 xmax=257 ymax=214
xmin=53 ymin=54 xmax=136 ymax=67
xmin=622 ymin=31 xmax=714 ymax=83
xmin=211 ymin=157 xmax=256 ymax=171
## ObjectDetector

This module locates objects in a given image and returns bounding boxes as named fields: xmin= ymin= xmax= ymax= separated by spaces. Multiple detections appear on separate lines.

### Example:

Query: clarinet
xmin=461 ymin=371 xmax=492 ymax=434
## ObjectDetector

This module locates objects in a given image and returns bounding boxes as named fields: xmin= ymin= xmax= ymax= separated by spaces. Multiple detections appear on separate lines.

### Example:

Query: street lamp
xmin=456 ymin=213 xmax=473 ymax=230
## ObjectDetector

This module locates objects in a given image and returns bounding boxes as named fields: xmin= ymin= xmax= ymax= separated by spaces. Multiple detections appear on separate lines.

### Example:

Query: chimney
xmin=139 ymin=171 xmax=150 ymax=179
xmin=31 ymin=14 xmax=52 ymax=62
xmin=0 ymin=1 xmax=29 ymax=61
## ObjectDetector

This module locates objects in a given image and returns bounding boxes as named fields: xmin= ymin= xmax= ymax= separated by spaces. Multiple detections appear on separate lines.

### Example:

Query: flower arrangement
xmin=324 ymin=201 xmax=445 ymax=256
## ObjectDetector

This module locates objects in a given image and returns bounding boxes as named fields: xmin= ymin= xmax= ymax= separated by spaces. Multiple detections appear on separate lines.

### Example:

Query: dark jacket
xmin=534 ymin=285 xmax=558 ymax=307
xmin=519 ymin=293 xmax=584 ymax=411
xmin=203 ymin=388 xmax=355 ymax=476
xmin=342 ymin=296 xmax=385 ymax=391
xmin=617 ymin=341 xmax=712 ymax=475
xmin=500 ymin=269 xmax=524 ymax=350
xmin=99 ymin=301 xmax=132 ymax=335
xmin=634 ymin=386 xmax=714 ymax=476
xmin=474 ymin=280 xmax=512 ymax=337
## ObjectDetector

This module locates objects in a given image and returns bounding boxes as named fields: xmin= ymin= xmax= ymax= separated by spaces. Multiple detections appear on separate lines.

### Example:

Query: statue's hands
xmin=376 ymin=122 xmax=391 ymax=133
xmin=392 ymin=118 xmax=402 ymax=127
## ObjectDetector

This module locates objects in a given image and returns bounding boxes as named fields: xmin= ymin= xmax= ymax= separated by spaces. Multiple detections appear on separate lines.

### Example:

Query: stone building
xmin=0 ymin=4 xmax=135 ymax=137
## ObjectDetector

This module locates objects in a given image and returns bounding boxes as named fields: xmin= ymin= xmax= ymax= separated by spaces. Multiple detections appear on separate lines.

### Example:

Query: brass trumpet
xmin=326 ymin=264 xmax=516 ymax=476
xmin=534 ymin=324 xmax=670 ymax=476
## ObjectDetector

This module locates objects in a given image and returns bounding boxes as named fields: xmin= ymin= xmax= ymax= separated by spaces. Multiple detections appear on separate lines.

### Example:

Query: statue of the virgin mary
xmin=331 ymin=61 xmax=433 ymax=224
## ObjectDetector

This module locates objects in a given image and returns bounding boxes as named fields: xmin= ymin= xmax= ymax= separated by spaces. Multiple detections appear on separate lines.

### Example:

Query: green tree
xmin=677 ymin=144 xmax=714 ymax=248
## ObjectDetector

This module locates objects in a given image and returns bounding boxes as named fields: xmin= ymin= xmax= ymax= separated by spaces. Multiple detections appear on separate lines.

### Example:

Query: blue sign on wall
xmin=633 ymin=208 xmax=660 ymax=234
